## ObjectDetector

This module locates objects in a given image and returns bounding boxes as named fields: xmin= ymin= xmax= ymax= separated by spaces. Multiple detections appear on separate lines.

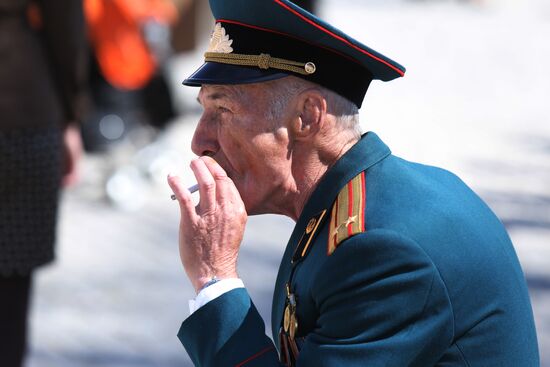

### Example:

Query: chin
xmin=241 ymin=197 xmax=267 ymax=216
xmin=244 ymin=197 xmax=281 ymax=216
xmin=237 ymin=181 xmax=279 ymax=216
xmin=246 ymin=208 xmax=265 ymax=216
xmin=242 ymin=199 xmax=259 ymax=216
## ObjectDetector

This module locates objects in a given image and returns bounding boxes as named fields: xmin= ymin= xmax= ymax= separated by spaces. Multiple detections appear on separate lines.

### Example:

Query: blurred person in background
xmin=0 ymin=1 xmax=87 ymax=366
xmin=81 ymin=0 xmax=185 ymax=210
xmin=82 ymin=0 xmax=178 ymax=152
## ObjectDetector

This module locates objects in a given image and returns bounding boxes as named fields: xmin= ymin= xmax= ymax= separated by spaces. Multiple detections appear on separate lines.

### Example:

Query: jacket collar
xmin=297 ymin=131 xmax=391 ymax=225
xmin=271 ymin=131 xmax=391 ymax=344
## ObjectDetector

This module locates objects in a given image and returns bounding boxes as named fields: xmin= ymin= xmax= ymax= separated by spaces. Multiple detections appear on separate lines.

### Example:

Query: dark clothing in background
xmin=0 ymin=0 xmax=87 ymax=130
xmin=0 ymin=275 xmax=32 ymax=367
xmin=0 ymin=128 xmax=63 ymax=275
xmin=0 ymin=1 xmax=87 ymax=366
xmin=0 ymin=0 xmax=86 ymax=273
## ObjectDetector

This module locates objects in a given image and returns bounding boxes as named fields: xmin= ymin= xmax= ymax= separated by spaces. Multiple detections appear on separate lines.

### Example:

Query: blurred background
xmin=15 ymin=0 xmax=550 ymax=365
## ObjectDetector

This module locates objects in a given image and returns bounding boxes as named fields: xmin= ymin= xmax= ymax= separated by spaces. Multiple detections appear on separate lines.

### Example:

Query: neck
xmin=284 ymin=130 xmax=359 ymax=221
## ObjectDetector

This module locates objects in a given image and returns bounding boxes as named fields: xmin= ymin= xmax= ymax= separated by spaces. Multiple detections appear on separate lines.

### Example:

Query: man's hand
xmin=167 ymin=156 xmax=247 ymax=293
xmin=61 ymin=123 xmax=83 ymax=187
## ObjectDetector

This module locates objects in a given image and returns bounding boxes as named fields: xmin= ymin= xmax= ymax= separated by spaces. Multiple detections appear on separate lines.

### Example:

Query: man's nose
xmin=191 ymin=116 xmax=219 ymax=157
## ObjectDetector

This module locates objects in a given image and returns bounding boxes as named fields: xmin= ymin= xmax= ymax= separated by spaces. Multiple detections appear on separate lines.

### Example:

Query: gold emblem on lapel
xmin=292 ymin=210 xmax=327 ymax=264
xmin=327 ymin=172 xmax=366 ymax=255
xmin=305 ymin=218 xmax=316 ymax=234
xmin=207 ymin=23 xmax=234 ymax=53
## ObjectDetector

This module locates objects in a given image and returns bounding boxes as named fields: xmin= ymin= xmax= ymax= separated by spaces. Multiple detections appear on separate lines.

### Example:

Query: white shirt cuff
xmin=188 ymin=278 xmax=245 ymax=315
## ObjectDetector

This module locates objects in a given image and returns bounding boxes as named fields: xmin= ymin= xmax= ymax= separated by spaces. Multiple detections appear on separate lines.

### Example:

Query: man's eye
xmin=218 ymin=106 xmax=231 ymax=113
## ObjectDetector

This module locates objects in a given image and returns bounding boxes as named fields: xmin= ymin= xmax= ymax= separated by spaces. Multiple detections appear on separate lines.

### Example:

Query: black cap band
xmin=184 ymin=21 xmax=373 ymax=108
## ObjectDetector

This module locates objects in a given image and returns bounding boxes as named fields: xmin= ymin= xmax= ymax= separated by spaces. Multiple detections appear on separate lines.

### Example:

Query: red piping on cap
xmin=274 ymin=0 xmax=405 ymax=77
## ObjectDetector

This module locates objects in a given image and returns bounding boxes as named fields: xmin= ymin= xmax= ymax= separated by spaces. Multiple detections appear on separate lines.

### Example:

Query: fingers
xmin=190 ymin=158 xmax=217 ymax=212
xmin=200 ymin=156 xmax=227 ymax=180
xmin=167 ymin=174 xmax=197 ymax=221
xmin=61 ymin=124 xmax=83 ymax=187
xmin=173 ymin=156 xmax=241 ymax=217
xmin=200 ymin=156 xmax=235 ymax=200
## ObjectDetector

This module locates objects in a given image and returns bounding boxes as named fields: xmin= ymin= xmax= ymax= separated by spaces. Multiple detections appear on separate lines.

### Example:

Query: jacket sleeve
xmin=178 ymin=229 xmax=454 ymax=367
xmin=178 ymin=288 xmax=282 ymax=367
xmin=299 ymin=229 xmax=454 ymax=366
xmin=35 ymin=0 xmax=88 ymax=125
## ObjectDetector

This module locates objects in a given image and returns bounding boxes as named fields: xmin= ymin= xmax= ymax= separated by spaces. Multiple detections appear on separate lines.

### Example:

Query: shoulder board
xmin=327 ymin=171 xmax=366 ymax=255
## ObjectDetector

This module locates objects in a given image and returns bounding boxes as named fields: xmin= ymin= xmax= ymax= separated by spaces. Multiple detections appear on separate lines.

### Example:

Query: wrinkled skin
xmin=168 ymin=83 xmax=296 ymax=292
xmin=168 ymin=157 xmax=246 ymax=292
xmin=168 ymin=81 xmax=357 ymax=292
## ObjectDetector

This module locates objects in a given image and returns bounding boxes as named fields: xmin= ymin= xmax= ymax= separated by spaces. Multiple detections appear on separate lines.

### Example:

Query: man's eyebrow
xmin=207 ymin=92 xmax=229 ymax=101
xmin=196 ymin=92 xmax=231 ymax=105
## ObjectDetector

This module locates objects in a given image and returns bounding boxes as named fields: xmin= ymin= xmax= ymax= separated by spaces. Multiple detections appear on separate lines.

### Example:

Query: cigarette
xmin=171 ymin=183 xmax=199 ymax=200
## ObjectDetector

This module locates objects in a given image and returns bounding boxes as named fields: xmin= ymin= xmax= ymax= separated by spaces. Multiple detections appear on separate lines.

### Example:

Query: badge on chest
xmin=279 ymin=283 xmax=300 ymax=365
xmin=279 ymin=209 xmax=327 ymax=365
xmin=278 ymin=172 xmax=367 ymax=365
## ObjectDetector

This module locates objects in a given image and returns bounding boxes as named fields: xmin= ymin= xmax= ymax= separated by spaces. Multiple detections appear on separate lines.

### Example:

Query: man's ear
xmin=290 ymin=90 xmax=327 ymax=140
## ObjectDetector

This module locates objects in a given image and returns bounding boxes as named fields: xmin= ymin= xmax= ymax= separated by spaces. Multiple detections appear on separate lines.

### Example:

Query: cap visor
xmin=183 ymin=62 xmax=289 ymax=86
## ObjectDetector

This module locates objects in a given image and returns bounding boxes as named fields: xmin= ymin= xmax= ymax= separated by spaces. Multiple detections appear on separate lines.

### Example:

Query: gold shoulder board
xmin=327 ymin=171 xmax=366 ymax=255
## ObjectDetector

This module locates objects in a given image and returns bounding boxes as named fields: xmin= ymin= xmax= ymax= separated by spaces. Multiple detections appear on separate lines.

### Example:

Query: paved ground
xmin=27 ymin=0 xmax=550 ymax=366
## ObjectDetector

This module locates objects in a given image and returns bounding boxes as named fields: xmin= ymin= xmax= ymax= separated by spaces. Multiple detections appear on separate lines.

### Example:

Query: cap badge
xmin=204 ymin=23 xmax=316 ymax=76
xmin=208 ymin=23 xmax=233 ymax=54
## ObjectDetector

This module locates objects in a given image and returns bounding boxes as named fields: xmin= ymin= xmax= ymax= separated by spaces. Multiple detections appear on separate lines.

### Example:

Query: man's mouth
xmin=209 ymin=155 xmax=233 ymax=181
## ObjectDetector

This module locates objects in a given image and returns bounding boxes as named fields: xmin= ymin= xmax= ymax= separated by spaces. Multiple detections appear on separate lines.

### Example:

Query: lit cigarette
xmin=171 ymin=184 xmax=199 ymax=200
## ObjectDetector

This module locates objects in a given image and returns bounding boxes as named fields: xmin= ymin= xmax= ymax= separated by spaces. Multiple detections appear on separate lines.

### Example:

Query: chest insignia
xmin=291 ymin=209 xmax=327 ymax=264
xmin=279 ymin=283 xmax=300 ymax=365
xmin=327 ymin=171 xmax=366 ymax=255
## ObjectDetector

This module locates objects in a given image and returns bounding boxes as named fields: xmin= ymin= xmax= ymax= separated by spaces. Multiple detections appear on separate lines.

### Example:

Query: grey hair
xmin=261 ymin=76 xmax=362 ymax=138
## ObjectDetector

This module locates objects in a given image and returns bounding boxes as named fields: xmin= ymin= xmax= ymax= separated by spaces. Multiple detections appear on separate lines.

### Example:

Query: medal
xmin=279 ymin=283 xmax=301 ymax=365
xmin=287 ymin=292 xmax=298 ymax=340
xmin=289 ymin=312 xmax=297 ymax=340
xmin=279 ymin=209 xmax=328 ymax=366
xmin=283 ymin=305 xmax=291 ymax=333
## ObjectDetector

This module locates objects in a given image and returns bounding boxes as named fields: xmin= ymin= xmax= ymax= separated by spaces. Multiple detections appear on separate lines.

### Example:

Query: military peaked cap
xmin=183 ymin=0 xmax=405 ymax=108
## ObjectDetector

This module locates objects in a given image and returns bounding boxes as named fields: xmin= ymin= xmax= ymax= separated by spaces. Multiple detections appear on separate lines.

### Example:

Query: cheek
xmin=248 ymin=140 xmax=288 ymax=179
xmin=220 ymin=116 xmax=287 ymax=178
xmin=224 ymin=131 xmax=249 ymax=158
xmin=231 ymin=138 xmax=244 ymax=151
xmin=223 ymin=123 xmax=259 ymax=158
xmin=217 ymin=129 xmax=255 ymax=175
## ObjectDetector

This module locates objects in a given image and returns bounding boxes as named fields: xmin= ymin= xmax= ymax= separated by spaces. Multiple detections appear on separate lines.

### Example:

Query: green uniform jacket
xmin=178 ymin=132 xmax=539 ymax=366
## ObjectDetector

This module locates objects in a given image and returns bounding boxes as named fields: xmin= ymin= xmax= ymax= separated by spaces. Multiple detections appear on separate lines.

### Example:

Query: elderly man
xmin=167 ymin=0 xmax=539 ymax=366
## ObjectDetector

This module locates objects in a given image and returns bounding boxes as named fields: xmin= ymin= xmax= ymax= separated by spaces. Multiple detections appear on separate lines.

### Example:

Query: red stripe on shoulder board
xmin=234 ymin=346 xmax=275 ymax=367
xmin=273 ymin=0 xmax=405 ymax=77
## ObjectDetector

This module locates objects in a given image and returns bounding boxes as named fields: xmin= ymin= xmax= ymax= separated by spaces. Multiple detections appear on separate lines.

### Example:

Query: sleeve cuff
xmin=188 ymin=278 xmax=245 ymax=315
